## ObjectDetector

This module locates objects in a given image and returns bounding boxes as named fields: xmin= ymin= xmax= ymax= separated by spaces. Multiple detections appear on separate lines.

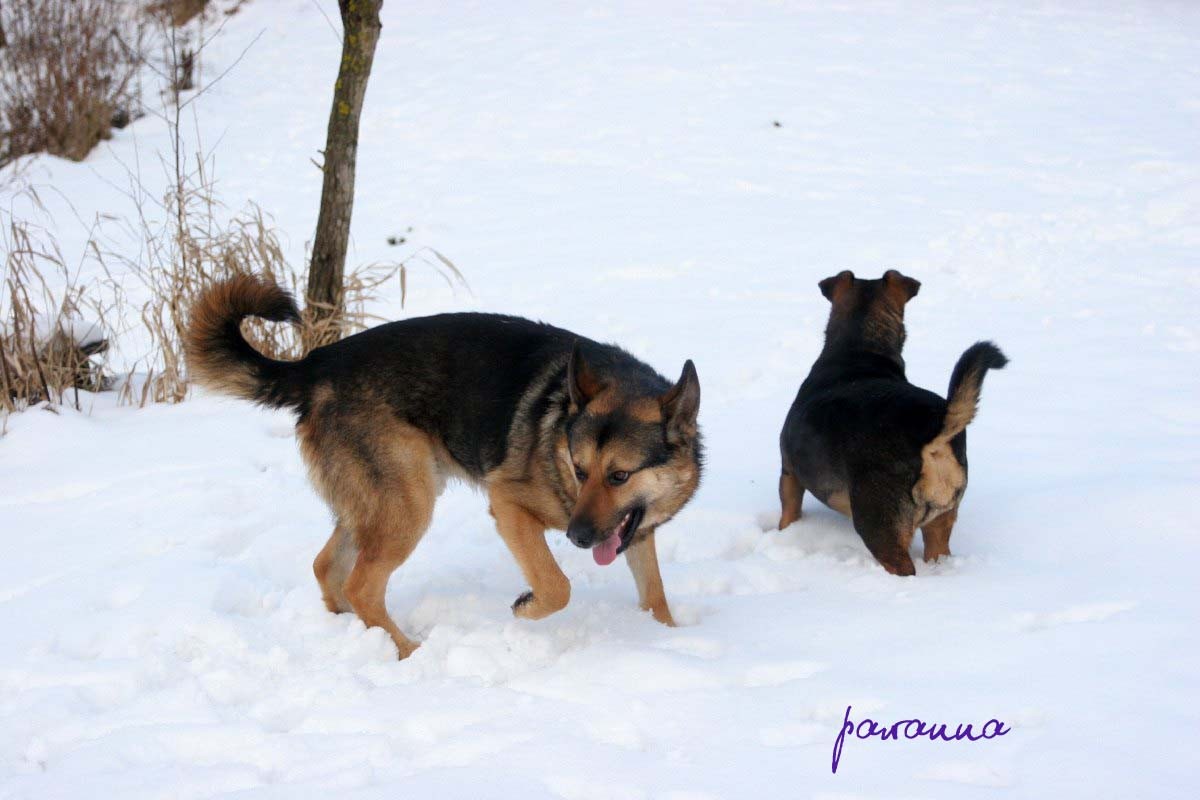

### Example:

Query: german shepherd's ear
xmin=819 ymin=270 xmax=855 ymax=303
xmin=882 ymin=269 xmax=920 ymax=304
xmin=567 ymin=342 xmax=604 ymax=408
xmin=661 ymin=359 xmax=700 ymax=441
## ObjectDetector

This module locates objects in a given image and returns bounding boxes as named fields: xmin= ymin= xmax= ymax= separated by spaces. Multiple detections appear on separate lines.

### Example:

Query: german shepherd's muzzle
xmin=186 ymin=276 xmax=703 ymax=659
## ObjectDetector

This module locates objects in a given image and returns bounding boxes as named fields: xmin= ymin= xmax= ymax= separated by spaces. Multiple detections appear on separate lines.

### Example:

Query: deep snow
xmin=2 ymin=1 xmax=1199 ymax=798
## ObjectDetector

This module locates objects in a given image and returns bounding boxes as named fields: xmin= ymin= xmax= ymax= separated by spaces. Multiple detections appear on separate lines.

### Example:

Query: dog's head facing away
xmin=819 ymin=269 xmax=921 ymax=356
xmin=562 ymin=346 xmax=701 ymax=565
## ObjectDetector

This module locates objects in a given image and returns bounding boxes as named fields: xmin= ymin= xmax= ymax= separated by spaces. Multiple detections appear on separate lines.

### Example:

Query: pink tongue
xmin=592 ymin=531 xmax=622 ymax=566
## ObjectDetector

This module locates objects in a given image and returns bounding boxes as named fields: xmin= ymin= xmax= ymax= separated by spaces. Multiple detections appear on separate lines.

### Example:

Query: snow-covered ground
xmin=3 ymin=1 xmax=1199 ymax=797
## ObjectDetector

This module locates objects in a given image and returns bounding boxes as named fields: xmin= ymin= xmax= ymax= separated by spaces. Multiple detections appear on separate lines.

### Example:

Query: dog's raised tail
xmin=185 ymin=275 xmax=306 ymax=409
xmin=939 ymin=341 xmax=1008 ymax=440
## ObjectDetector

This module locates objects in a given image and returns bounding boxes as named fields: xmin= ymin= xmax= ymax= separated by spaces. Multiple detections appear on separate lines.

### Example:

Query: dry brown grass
xmin=0 ymin=214 xmax=117 ymax=423
xmin=0 ymin=0 xmax=145 ymax=167
xmin=3 ymin=189 xmax=464 ymax=429
xmin=113 ymin=199 xmax=297 ymax=406
xmin=3 ymin=177 xmax=465 ymax=425
xmin=136 ymin=220 xmax=464 ymax=403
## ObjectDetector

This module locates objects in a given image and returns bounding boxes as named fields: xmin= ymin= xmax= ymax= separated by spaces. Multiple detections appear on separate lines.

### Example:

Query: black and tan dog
xmin=186 ymin=276 xmax=702 ymax=658
xmin=777 ymin=270 xmax=1006 ymax=575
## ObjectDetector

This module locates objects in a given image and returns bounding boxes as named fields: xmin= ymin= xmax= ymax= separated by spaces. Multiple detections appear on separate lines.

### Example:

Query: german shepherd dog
xmin=777 ymin=270 xmax=1006 ymax=575
xmin=186 ymin=276 xmax=702 ymax=658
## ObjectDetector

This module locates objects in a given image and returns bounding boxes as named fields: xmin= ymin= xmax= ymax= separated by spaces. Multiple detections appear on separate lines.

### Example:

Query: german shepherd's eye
xmin=574 ymin=465 xmax=588 ymax=482
xmin=608 ymin=470 xmax=630 ymax=486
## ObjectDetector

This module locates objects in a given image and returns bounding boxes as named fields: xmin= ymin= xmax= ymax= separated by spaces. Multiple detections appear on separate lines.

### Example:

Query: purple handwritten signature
xmin=832 ymin=705 xmax=1011 ymax=773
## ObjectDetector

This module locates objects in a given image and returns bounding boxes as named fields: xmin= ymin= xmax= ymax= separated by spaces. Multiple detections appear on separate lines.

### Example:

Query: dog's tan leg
xmin=490 ymin=489 xmax=570 ymax=620
xmin=778 ymin=470 xmax=805 ymax=529
xmin=921 ymin=506 xmax=957 ymax=562
xmin=625 ymin=528 xmax=675 ymax=626
xmin=314 ymin=521 xmax=356 ymax=613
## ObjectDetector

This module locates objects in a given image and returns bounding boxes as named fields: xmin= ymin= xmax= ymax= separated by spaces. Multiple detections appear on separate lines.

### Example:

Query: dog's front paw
xmin=512 ymin=590 xmax=550 ymax=620
xmin=512 ymin=590 xmax=535 ymax=613
xmin=510 ymin=585 xmax=569 ymax=620
xmin=777 ymin=512 xmax=801 ymax=531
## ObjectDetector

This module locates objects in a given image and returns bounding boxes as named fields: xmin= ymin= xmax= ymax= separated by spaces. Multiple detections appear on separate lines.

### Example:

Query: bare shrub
xmin=0 ymin=0 xmax=145 ymax=166
xmin=147 ymin=0 xmax=210 ymax=28
xmin=2 ymin=6 xmax=465 ymax=419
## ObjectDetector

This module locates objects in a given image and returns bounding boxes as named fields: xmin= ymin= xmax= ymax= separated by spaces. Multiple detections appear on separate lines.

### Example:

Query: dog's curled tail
xmin=939 ymin=341 xmax=1008 ymax=440
xmin=185 ymin=275 xmax=307 ymax=409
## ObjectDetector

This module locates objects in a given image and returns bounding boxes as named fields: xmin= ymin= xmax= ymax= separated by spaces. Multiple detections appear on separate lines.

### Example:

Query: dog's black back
xmin=782 ymin=354 xmax=959 ymax=506
xmin=293 ymin=314 xmax=666 ymax=477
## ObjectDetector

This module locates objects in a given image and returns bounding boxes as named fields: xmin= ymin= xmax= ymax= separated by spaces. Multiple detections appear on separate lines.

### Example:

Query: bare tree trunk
xmin=304 ymin=0 xmax=382 ymax=349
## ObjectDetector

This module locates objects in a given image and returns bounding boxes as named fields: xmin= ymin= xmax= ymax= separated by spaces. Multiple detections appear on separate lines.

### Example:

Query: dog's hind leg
xmin=489 ymin=488 xmax=571 ymax=620
xmin=314 ymin=521 xmax=357 ymax=613
xmin=343 ymin=467 xmax=435 ymax=659
xmin=338 ymin=425 xmax=439 ymax=660
xmin=921 ymin=506 xmax=957 ymax=562
xmin=344 ymin=545 xmax=423 ymax=659
xmin=778 ymin=469 xmax=805 ymax=530
xmin=625 ymin=528 xmax=676 ymax=626
xmin=849 ymin=478 xmax=917 ymax=577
